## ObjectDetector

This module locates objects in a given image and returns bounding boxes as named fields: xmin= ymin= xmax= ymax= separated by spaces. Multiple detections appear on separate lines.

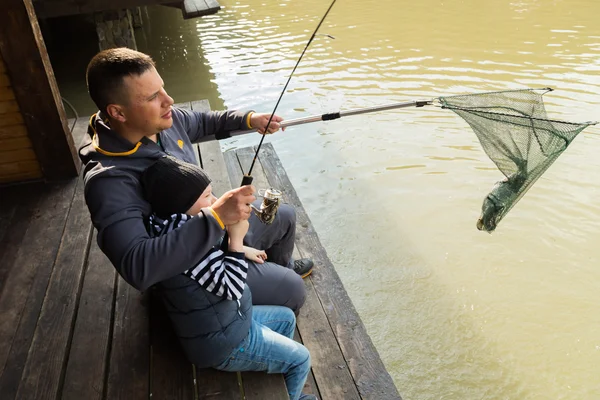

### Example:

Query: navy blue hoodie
xmin=78 ymin=106 xmax=252 ymax=291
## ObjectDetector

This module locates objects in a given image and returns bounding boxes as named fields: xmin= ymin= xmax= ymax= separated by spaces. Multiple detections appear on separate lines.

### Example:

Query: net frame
xmin=436 ymin=87 xmax=597 ymax=232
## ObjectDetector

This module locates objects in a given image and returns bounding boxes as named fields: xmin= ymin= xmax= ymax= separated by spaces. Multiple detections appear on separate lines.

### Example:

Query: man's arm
xmin=174 ymin=108 xmax=284 ymax=144
xmin=86 ymin=173 xmax=223 ymax=291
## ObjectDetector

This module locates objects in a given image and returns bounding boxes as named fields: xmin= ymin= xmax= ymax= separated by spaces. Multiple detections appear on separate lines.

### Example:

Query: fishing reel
xmin=250 ymin=187 xmax=282 ymax=224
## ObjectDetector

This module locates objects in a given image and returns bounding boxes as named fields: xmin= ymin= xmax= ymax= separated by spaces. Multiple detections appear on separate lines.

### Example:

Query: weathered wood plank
xmin=229 ymin=147 xmax=310 ymax=398
xmin=0 ymin=124 xmax=27 ymax=139
xmin=0 ymin=100 xmax=19 ymax=114
xmin=62 ymin=230 xmax=117 ymax=400
xmin=0 ymin=160 xmax=41 ymax=176
xmin=259 ymin=143 xmax=401 ymax=400
xmin=191 ymin=100 xmax=210 ymax=167
xmin=0 ymin=0 xmax=79 ymax=180
xmin=0 ymin=180 xmax=77 ymax=399
xmin=234 ymin=146 xmax=354 ymax=400
xmin=71 ymin=117 xmax=91 ymax=149
xmin=149 ymin=292 xmax=195 ymax=399
xmin=105 ymin=278 xmax=150 ymax=400
xmin=195 ymin=369 xmax=242 ymax=399
xmin=0 ymin=86 xmax=16 ymax=102
xmin=182 ymin=0 xmax=220 ymax=19
xmin=241 ymin=372 xmax=288 ymax=400
xmin=15 ymin=176 xmax=93 ymax=400
xmin=0 ymin=137 xmax=33 ymax=151
xmin=0 ymin=148 xmax=37 ymax=164
xmin=0 ymin=112 xmax=24 ymax=127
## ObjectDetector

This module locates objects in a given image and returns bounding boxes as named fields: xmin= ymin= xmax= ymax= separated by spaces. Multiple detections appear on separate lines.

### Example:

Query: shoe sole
xmin=300 ymin=269 xmax=313 ymax=279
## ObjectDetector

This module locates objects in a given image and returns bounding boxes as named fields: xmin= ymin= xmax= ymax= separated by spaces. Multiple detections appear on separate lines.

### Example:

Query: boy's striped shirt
xmin=148 ymin=213 xmax=248 ymax=301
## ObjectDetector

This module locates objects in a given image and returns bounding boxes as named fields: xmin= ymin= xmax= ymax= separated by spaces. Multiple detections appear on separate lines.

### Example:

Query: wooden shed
xmin=0 ymin=0 xmax=80 ymax=185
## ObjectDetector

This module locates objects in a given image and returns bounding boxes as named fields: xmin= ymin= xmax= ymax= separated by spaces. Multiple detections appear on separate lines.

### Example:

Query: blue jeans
xmin=214 ymin=305 xmax=311 ymax=400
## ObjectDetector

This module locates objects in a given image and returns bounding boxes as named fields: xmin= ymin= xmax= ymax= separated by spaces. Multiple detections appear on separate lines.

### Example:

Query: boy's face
xmin=186 ymin=184 xmax=217 ymax=215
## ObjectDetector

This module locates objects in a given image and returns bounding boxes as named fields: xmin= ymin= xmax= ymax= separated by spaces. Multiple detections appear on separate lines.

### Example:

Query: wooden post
xmin=95 ymin=10 xmax=138 ymax=50
xmin=0 ymin=0 xmax=79 ymax=181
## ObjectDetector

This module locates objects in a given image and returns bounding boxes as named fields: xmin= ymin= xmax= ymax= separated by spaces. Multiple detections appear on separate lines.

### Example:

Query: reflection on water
xmin=47 ymin=0 xmax=600 ymax=398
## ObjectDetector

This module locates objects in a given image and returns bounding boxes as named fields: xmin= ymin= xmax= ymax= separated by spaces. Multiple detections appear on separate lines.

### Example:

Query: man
xmin=79 ymin=47 xmax=313 ymax=312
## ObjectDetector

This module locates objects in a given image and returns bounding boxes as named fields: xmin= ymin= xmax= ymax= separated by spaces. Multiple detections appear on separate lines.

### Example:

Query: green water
xmin=46 ymin=1 xmax=600 ymax=398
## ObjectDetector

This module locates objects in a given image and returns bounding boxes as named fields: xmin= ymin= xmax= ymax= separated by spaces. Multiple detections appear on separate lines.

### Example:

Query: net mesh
xmin=437 ymin=88 xmax=596 ymax=232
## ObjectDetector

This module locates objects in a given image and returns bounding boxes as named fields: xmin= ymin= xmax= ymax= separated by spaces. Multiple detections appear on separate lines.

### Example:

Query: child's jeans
xmin=214 ymin=305 xmax=311 ymax=400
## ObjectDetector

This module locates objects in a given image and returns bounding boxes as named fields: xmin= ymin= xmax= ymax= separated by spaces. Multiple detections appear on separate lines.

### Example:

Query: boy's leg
xmin=246 ymin=261 xmax=306 ymax=313
xmin=213 ymin=306 xmax=311 ymax=400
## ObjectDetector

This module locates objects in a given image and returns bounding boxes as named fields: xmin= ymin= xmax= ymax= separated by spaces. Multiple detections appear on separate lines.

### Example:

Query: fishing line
xmin=240 ymin=0 xmax=338 ymax=186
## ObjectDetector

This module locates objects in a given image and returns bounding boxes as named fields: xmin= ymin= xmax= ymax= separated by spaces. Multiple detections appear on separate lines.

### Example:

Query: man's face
xmin=119 ymin=67 xmax=174 ymax=136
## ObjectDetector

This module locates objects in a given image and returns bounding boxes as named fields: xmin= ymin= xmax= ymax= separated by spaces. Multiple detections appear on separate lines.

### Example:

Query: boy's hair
xmin=141 ymin=155 xmax=212 ymax=218
xmin=86 ymin=48 xmax=156 ymax=114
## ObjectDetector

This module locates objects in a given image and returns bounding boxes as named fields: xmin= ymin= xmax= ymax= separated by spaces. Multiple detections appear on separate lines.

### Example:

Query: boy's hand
xmin=250 ymin=113 xmax=285 ymax=134
xmin=212 ymin=185 xmax=256 ymax=225
xmin=243 ymin=246 xmax=267 ymax=264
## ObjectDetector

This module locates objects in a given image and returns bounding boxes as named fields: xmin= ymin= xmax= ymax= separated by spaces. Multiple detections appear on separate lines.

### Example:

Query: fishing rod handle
xmin=241 ymin=174 xmax=254 ymax=186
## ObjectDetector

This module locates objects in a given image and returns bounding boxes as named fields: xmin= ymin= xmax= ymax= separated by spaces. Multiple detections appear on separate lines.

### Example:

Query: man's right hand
xmin=211 ymin=185 xmax=256 ymax=226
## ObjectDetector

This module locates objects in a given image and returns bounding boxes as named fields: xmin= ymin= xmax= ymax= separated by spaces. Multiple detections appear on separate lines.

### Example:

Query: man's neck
xmin=109 ymin=118 xmax=158 ymax=144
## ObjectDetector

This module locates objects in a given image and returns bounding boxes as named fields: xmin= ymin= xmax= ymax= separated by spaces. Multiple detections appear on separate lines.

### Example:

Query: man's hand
xmin=250 ymin=113 xmax=285 ymax=134
xmin=211 ymin=185 xmax=256 ymax=226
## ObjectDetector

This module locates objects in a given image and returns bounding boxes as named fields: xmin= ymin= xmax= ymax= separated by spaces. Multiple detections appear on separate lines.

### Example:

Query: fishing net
xmin=437 ymin=87 xmax=597 ymax=233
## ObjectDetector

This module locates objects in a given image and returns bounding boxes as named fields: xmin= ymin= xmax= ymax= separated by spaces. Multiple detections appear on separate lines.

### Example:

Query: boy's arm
xmin=86 ymin=172 xmax=223 ymax=291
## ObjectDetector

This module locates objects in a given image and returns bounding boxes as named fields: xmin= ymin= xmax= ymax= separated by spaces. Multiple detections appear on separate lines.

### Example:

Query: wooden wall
xmin=0 ymin=56 xmax=43 ymax=184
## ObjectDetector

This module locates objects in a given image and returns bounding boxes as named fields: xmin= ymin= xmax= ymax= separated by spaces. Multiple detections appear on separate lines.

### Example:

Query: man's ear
xmin=106 ymin=104 xmax=126 ymax=122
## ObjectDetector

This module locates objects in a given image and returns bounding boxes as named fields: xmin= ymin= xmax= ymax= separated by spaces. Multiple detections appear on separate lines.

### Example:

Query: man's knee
xmin=276 ymin=203 xmax=296 ymax=229
xmin=281 ymin=271 xmax=306 ymax=313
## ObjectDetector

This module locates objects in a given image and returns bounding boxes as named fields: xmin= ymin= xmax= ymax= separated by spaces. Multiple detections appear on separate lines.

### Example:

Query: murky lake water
xmin=49 ymin=1 xmax=600 ymax=398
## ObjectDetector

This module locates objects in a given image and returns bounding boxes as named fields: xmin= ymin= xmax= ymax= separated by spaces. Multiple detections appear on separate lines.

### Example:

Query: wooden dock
xmin=0 ymin=100 xmax=401 ymax=400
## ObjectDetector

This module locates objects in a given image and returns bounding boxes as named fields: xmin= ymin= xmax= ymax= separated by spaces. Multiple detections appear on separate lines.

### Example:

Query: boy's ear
xmin=106 ymin=104 xmax=126 ymax=122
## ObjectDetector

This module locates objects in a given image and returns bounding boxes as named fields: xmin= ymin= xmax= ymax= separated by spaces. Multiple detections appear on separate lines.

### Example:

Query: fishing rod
xmin=240 ymin=0 xmax=338 ymax=187
xmin=196 ymin=100 xmax=434 ymax=144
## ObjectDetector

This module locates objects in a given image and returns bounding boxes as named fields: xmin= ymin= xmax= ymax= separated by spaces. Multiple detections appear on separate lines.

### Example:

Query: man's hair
xmin=86 ymin=48 xmax=156 ymax=114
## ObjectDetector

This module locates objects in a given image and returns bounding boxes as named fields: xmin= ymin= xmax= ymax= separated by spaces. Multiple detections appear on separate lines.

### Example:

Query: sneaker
xmin=292 ymin=258 xmax=314 ymax=278
xmin=299 ymin=394 xmax=319 ymax=400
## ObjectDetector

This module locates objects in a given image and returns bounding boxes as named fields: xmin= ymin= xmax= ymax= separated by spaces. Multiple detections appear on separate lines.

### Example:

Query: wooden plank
xmin=0 ymin=112 xmax=24 ymax=127
xmin=0 ymin=72 xmax=9 ymax=87
xmin=182 ymin=0 xmax=220 ymax=19
xmin=0 ymin=160 xmax=41 ymax=176
xmin=149 ymin=292 xmax=195 ymax=399
xmin=259 ymin=143 xmax=401 ymax=400
xmin=240 ymin=372 xmax=288 ymax=400
xmin=0 ymin=180 xmax=77 ymax=399
xmin=195 ymin=369 xmax=242 ymax=399
xmin=105 ymin=277 xmax=150 ymax=400
xmin=0 ymin=137 xmax=33 ymax=151
xmin=0 ymin=169 xmax=42 ymax=184
xmin=0 ymin=100 xmax=19 ymax=114
xmin=15 ymin=176 xmax=94 ymax=400
xmin=0 ymin=86 xmax=16 ymax=102
xmin=0 ymin=148 xmax=38 ymax=164
xmin=229 ymin=148 xmax=305 ymax=399
xmin=191 ymin=100 xmax=210 ymax=167
xmin=61 ymin=230 xmax=117 ymax=400
xmin=0 ymin=124 xmax=27 ymax=139
xmin=0 ymin=0 xmax=79 ymax=180
xmin=232 ymin=148 xmax=325 ymax=399
xmin=71 ymin=117 xmax=91 ymax=149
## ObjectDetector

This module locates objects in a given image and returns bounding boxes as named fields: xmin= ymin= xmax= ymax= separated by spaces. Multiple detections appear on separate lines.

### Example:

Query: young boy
xmin=141 ymin=155 xmax=316 ymax=400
